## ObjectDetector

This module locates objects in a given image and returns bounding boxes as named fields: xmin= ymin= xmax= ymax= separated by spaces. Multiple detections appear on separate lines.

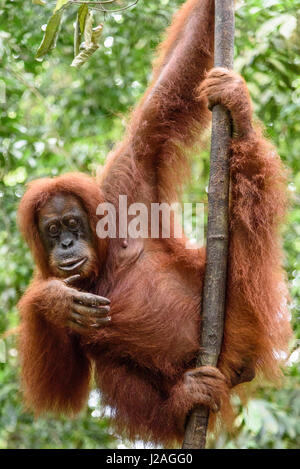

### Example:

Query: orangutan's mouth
xmin=58 ymin=257 xmax=87 ymax=272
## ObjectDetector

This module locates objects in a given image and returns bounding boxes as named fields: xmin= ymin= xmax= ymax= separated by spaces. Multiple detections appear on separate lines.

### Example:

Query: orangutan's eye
xmin=48 ymin=223 xmax=59 ymax=236
xmin=68 ymin=218 xmax=79 ymax=229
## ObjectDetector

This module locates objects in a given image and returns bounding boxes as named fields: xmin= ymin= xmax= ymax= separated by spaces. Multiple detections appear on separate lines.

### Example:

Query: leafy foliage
xmin=0 ymin=0 xmax=299 ymax=449
xmin=36 ymin=1 xmax=139 ymax=66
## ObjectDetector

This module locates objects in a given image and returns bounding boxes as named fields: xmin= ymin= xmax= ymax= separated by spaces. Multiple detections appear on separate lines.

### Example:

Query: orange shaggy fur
xmin=17 ymin=0 xmax=291 ymax=447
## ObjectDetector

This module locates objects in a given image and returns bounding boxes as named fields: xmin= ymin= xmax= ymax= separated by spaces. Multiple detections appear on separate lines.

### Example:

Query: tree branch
xmin=182 ymin=0 xmax=235 ymax=450
xmin=69 ymin=0 xmax=139 ymax=13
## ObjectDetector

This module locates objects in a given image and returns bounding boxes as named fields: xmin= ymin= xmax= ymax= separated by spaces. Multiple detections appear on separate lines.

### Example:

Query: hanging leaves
xmin=74 ymin=5 xmax=90 ymax=60
xmin=34 ymin=1 xmax=139 ymax=66
xmin=35 ymin=0 xmax=71 ymax=58
xmin=36 ymin=10 xmax=63 ymax=58
xmin=71 ymin=11 xmax=104 ymax=69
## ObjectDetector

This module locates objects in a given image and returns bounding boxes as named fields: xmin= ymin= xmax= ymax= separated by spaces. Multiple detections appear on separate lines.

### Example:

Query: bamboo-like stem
xmin=182 ymin=0 xmax=235 ymax=450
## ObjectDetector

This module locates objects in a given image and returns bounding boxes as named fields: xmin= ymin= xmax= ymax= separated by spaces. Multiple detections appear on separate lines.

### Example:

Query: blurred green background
xmin=0 ymin=0 xmax=299 ymax=449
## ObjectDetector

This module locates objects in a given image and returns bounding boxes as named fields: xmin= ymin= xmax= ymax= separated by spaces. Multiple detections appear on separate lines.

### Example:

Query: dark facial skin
xmin=38 ymin=193 xmax=97 ymax=279
xmin=37 ymin=194 xmax=111 ymax=332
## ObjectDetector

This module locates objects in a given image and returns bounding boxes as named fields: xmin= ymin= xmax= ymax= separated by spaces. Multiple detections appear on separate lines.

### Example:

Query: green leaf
xmin=84 ymin=10 xmax=94 ymax=47
xmin=74 ymin=5 xmax=89 ymax=58
xmin=78 ymin=4 xmax=89 ymax=35
xmin=35 ymin=10 xmax=63 ymax=58
xmin=54 ymin=0 xmax=69 ymax=13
